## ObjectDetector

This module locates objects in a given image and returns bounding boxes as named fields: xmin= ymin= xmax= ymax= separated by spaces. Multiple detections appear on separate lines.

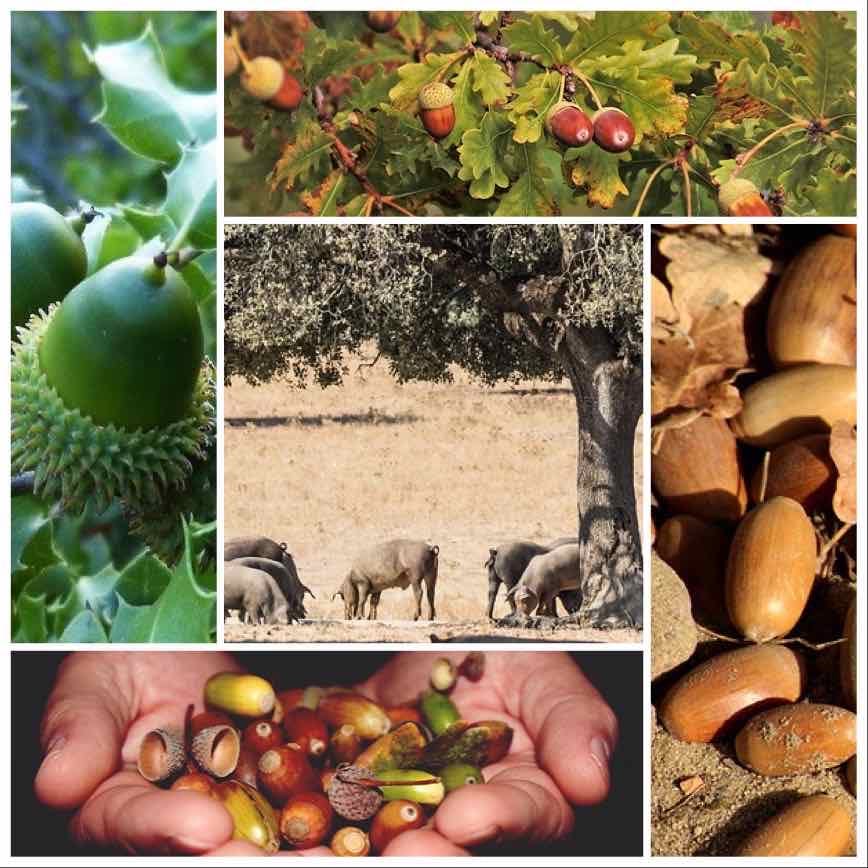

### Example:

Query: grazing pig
xmin=506 ymin=544 xmax=581 ymax=618
xmin=224 ymin=561 xmax=290 ymax=625
xmin=225 ymin=536 xmax=314 ymax=609
xmin=344 ymin=539 xmax=439 ymax=621
xmin=233 ymin=557 xmax=307 ymax=621
xmin=484 ymin=541 xmax=550 ymax=619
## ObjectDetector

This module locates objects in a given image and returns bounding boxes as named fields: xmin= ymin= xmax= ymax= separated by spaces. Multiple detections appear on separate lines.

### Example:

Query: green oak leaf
xmin=508 ymin=72 xmax=561 ymax=143
xmin=496 ymin=141 xmax=557 ymax=216
xmin=269 ymin=120 xmax=333 ymax=192
xmin=471 ymin=50 xmax=512 ymax=107
xmin=419 ymin=12 xmax=477 ymax=45
xmin=563 ymin=12 xmax=671 ymax=65
xmin=583 ymin=39 xmax=696 ymax=85
xmin=458 ymin=111 xmax=513 ymax=198
xmin=389 ymin=52 xmax=465 ymax=112
xmin=565 ymin=146 xmax=629 ymax=209
xmin=347 ymin=66 xmax=398 ymax=112
xmin=675 ymin=13 xmax=769 ymax=68
xmin=800 ymin=167 xmax=856 ymax=216
xmin=303 ymin=30 xmax=372 ymax=86
xmin=502 ymin=17 xmax=563 ymax=66
xmin=443 ymin=58 xmax=485 ymax=149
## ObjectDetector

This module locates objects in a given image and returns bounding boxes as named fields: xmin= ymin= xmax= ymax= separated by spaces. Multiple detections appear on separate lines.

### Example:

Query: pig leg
xmin=412 ymin=581 xmax=424 ymax=620
xmin=356 ymin=581 xmax=371 ymax=621
xmin=425 ymin=575 xmax=436 ymax=621
xmin=368 ymin=592 xmax=380 ymax=620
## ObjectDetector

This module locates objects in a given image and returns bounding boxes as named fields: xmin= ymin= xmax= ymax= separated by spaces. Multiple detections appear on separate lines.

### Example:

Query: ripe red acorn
xmin=366 ymin=12 xmax=402 ymax=32
xmin=546 ymin=101 xmax=593 ymax=147
xmin=191 ymin=711 xmax=234 ymax=736
xmin=243 ymin=720 xmax=284 ymax=755
xmin=258 ymin=744 xmax=319 ymax=805
xmin=718 ymin=178 xmax=774 ymax=216
xmin=592 ymin=107 xmax=635 ymax=153
xmin=280 ymin=792 xmax=333 ymax=849
xmin=270 ymin=72 xmax=304 ymax=112
xmin=418 ymin=82 xmax=455 ymax=140
xmin=240 ymin=56 xmax=304 ymax=112
xmin=284 ymin=708 xmax=328 ymax=760
xmin=771 ymin=12 xmax=801 ymax=29
xmin=232 ymin=745 xmax=261 ymax=788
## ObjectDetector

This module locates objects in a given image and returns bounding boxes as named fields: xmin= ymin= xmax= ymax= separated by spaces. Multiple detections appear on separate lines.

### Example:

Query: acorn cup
xmin=353 ymin=721 xmax=428 ymax=774
xmin=318 ymin=692 xmax=391 ymax=740
xmin=370 ymin=800 xmax=426 ymax=854
xmin=205 ymin=673 xmax=276 ymax=718
xmin=283 ymin=708 xmax=328 ymax=760
xmin=417 ymin=82 xmax=455 ymax=139
xmin=137 ymin=728 xmax=186 ymax=783
xmin=331 ymin=826 xmax=371 ymax=857
xmin=330 ymin=724 xmax=363 ymax=765
xmin=258 ymin=744 xmax=319 ymax=805
xmin=191 ymin=724 xmax=241 ymax=778
xmin=326 ymin=765 xmax=385 ymax=821
xmin=420 ymin=719 xmax=513 ymax=770
xmin=214 ymin=779 xmax=280 ymax=854
xmin=279 ymin=792 xmax=333 ymax=849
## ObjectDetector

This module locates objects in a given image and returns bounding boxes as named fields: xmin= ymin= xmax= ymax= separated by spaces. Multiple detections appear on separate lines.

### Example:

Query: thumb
xmin=35 ymin=653 xmax=133 ymax=810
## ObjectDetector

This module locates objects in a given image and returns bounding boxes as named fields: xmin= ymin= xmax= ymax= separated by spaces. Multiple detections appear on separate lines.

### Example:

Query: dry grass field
xmin=224 ymin=354 xmax=642 ymax=642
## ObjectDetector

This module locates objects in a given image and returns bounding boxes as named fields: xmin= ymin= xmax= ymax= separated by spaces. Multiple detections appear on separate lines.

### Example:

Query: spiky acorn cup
xmin=11 ymin=253 xmax=213 ymax=515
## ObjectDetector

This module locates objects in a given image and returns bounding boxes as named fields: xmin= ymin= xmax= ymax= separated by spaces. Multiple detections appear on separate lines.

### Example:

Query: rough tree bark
xmin=557 ymin=324 xmax=643 ymax=628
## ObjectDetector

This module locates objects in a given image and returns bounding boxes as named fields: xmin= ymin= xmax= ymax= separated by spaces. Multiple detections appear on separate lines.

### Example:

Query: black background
xmin=12 ymin=650 xmax=643 ymax=857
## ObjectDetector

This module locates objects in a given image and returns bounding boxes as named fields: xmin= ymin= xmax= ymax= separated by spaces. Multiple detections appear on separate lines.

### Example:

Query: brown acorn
xmin=330 ymin=724 xmax=363 ymax=765
xmin=546 ymin=101 xmax=593 ymax=147
xmin=279 ymin=791 xmax=333 ymax=849
xmin=171 ymin=772 xmax=217 ymax=797
xmin=191 ymin=724 xmax=241 ymax=779
xmin=718 ymin=178 xmax=773 ymax=216
xmin=232 ymin=745 xmax=261 ymax=789
xmin=331 ymin=826 xmax=371 ymax=857
xmin=730 ymin=364 xmax=857 ymax=448
xmin=385 ymin=705 xmax=423 ymax=727
xmin=749 ymin=434 xmax=836 ymax=511
xmin=283 ymin=708 xmax=328 ymax=760
xmin=137 ymin=728 xmax=185 ymax=783
xmin=242 ymin=720 xmax=284 ymax=755
xmin=191 ymin=711 xmax=234 ymax=736
xmin=592 ymin=107 xmax=635 ymax=152
xmin=318 ymin=692 xmax=391 ymax=740
xmin=658 ymin=644 xmax=805 ymax=743
xmin=652 ymin=415 xmax=747 ymax=522
xmin=258 ymin=744 xmax=319 ymax=805
xmin=370 ymin=800 xmax=426 ymax=854
xmin=736 ymin=795 xmax=853 ymax=856
xmin=418 ymin=82 xmax=455 ymax=140
xmin=366 ymin=11 xmax=402 ymax=32
xmin=766 ymin=234 xmax=856 ymax=368
xmin=734 ymin=703 xmax=857 ymax=776
xmin=725 ymin=496 xmax=816 ymax=642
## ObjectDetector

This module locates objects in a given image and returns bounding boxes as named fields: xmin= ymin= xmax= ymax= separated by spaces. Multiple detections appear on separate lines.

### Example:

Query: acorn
xmin=318 ymin=692 xmax=391 ymax=740
xmin=420 ymin=688 xmax=460 ymax=736
xmin=730 ymin=364 xmax=857 ymax=448
xmin=592 ymin=107 xmax=635 ymax=152
xmin=240 ymin=56 xmax=304 ymax=112
xmin=430 ymin=657 xmax=457 ymax=692
xmin=214 ymin=779 xmax=280 ymax=853
xmin=366 ymin=11 xmax=402 ymax=32
xmin=191 ymin=724 xmax=241 ymax=778
xmin=833 ymin=224 xmax=857 ymax=238
xmin=354 ymin=721 xmax=428 ymax=774
xmin=283 ymin=708 xmax=328 ymax=760
xmin=279 ymin=792 xmax=333 ymax=849
xmin=658 ymin=644 xmax=805 ymax=743
xmin=655 ymin=515 xmax=730 ymax=627
xmin=749 ymin=434 xmax=836 ymax=511
xmin=439 ymin=762 xmax=483 ymax=792
xmin=232 ymin=745 xmax=261 ymax=789
xmin=224 ymin=35 xmax=239 ymax=77
xmin=11 ymin=254 xmax=212 ymax=514
xmin=734 ymin=703 xmax=857 ymax=776
xmin=652 ymin=415 xmax=747 ymax=522
xmin=331 ymin=826 xmax=371 ymax=857
xmin=766 ymin=234 xmax=856 ymax=367
xmin=718 ymin=178 xmax=773 ymax=216
xmin=330 ymin=724 xmax=363 ymax=765
xmin=171 ymin=772 xmax=217 ymax=796
xmin=370 ymin=800 xmax=426 ymax=854
xmin=546 ymin=101 xmax=593 ymax=147
xmin=257 ymin=744 xmax=319 ymax=805
xmin=277 ymin=686 xmax=323 ymax=713
xmin=725 ymin=496 xmax=816 ymax=642
xmin=375 ymin=769 xmax=445 ymax=805
xmin=242 ymin=720 xmax=284 ymax=755
xmin=137 ymin=728 xmax=185 ymax=783
xmin=735 ymin=795 xmax=852 ymax=856
xmin=840 ymin=599 xmax=856 ymax=709
xmin=385 ymin=705 xmax=423 ymax=727
xmin=418 ymin=82 xmax=455 ymax=140
xmin=420 ymin=719 xmax=513 ymax=770
xmin=191 ymin=711 xmax=234 ymax=736
xmin=205 ymin=673 xmax=276 ymax=718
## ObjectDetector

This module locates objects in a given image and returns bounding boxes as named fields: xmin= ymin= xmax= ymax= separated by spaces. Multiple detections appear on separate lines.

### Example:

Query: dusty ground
xmin=224 ymin=355 xmax=642 ymax=643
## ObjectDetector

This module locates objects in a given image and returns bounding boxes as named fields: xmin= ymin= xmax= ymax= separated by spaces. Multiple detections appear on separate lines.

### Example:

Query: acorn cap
xmin=241 ymin=56 xmax=285 ymax=101
xmin=192 ymin=724 xmax=241 ymax=778
xmin=327 ymin=765 xmax=384 ymax=821
xmin=545 ymin=100 xmax=581 ymax=132
xmin=718 ymin=178 xmax=762 ymax=213
xmin=418 ymin=82 xmax=454 ymax=110
xmin=137 ymin=728 xmax=185 ymax=783
xmin=592 ymin=106 xmax=629 ymax=121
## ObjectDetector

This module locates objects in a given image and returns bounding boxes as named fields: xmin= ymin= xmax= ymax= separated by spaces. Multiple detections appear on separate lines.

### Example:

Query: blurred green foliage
xmin=11 ymin=11 xmax=215 ymax=211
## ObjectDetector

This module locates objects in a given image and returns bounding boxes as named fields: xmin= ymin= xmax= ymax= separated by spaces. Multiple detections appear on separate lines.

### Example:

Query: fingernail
xmin=44 ymin=733 xmax=66 ymax=759
xmin=589 ymin=736 xmax=611 ymax=781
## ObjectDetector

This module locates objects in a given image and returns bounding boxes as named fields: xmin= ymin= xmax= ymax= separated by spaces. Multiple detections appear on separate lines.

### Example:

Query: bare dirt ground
xmin=224 ymin=355 xmax=642 ymax=643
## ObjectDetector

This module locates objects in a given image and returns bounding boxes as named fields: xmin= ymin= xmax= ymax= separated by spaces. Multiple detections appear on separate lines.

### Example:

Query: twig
xmin=731 ymin=121 xmax=806 ymax=179
xmin=632 ymin=159 xmax=674 ymax=217
xmin=756 ymin=451 xmax=770 ymax=503
xmin=817 ymin=522 xmax=854 ymax=571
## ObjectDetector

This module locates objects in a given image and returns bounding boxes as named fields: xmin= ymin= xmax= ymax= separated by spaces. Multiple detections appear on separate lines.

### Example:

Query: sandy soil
xmin=224 ymin=355 xmax=643 ymax=643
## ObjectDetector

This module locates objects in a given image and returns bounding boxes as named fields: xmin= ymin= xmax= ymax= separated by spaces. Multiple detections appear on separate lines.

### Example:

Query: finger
xmin=512 ymin=653 xmax=618 ymax=806
xmin=72 ymin=773 xmax=235 ymax=855
xmin=434 ymin=765 xmax=573 ymax=847
xmin=206 ymin=840 xmax=270 ymax=857
xmin=382 ymin=828 xmax=471 ymax=856
xmin=36 ymin=654 xmax=134 ymax=810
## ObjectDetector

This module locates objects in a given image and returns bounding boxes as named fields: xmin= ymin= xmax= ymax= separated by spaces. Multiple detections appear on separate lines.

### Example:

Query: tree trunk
xmin=557 ymin=324 xmax=643 ymax=628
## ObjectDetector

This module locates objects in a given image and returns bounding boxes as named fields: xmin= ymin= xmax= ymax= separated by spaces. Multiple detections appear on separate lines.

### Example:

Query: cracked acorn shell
xmin=11 ymin=255 xmax=213 ymax=514
xmin=734 ymin=703 xmax=857 ymax=776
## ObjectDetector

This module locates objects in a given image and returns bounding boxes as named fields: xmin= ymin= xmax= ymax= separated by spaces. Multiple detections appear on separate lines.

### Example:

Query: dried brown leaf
xmin=829 ymin=420 xmax=856 ymax=524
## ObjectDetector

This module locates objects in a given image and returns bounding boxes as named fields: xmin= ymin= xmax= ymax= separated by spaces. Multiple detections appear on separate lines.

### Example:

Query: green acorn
xmin=11 ymin=253 xmax=213 ymax=514
xmin=11 ymin=202 xmax=97 ymax=340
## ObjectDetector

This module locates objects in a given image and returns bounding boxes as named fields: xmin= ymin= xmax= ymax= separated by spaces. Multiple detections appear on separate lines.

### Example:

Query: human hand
xmin=356 ymin=651 xmax=618 ymax=856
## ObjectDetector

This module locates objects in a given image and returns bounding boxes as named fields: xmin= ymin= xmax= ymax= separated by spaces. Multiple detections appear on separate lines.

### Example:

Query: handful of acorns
xmin=135 ymin=654 xmax=512 ymax=855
